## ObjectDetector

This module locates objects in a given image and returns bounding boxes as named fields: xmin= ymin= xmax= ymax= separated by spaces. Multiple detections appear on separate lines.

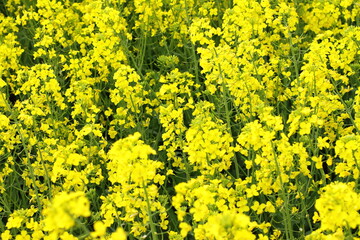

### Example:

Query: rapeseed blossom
xmin=185 ymin=101 xmax=234 ymax=175
xmin=42 ymin=191 xmax=90 ymax=238
xmin=306 ymin=182 xmax=360 ymax=239
xmin=103 ymin=132 xmax=167 ymax=236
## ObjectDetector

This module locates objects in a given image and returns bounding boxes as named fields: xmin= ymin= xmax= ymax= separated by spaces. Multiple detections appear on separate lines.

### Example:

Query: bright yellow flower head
xmin=42 ymin=191 xmax=90 ymax=233
xmin=311 ymin=182 xmax=360 ymax=234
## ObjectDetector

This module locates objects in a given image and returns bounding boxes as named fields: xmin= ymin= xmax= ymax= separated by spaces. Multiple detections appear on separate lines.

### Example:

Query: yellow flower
xmin=195 ymin=211 xmax=255 ymax=240
xmin=91 ymin=221 xmax=107 ymax=238
xmin=108 ymin=227 xmax=127 ymax=240
xmin=6 ymin=209 xmax=28 ymax=229
xmin=317 ymin=137 xmax=330 ymax=149
xmin=334 ymin=135 xmax=360 ymax=179
xmin=14 ymin=230 xmax=30 ymax=240
xmin=66 ymin=153 xmax=87 ymax=166
xmin=104 ymin=133 xmax=168 ymax=236
xmin=179 ymin=222 xmax=192 ymax=237
xmin=42 ymin=191 xmax=90 ymax=232
xmin=107 ymin=132 xmax=159 ymax=186
xmin=311 ymin=182 xmax=360 ymax=235
xmin=184 ymin=101 xmax=234 ymax=175
xmin=0 ymin=79 xmax=7 ymax=88
xmin=59 ymin=232 xmax=77 ymax=240
xmin=1 ymin=230 xmax=12 ymax=240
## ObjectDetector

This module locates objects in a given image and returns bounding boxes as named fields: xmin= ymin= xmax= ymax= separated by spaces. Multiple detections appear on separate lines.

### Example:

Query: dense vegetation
xmin=1 ymin=0 xmax=360 ymax=239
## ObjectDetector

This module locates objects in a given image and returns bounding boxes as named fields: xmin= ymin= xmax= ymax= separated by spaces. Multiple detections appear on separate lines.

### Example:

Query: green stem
xmin=221 ymin=82 xmax=240 ymax=179
xmin=142 ymin=180 xmax=159 ymax=240
xmin=0 ymin=92 xmax=43 ymax=215
xmin=270 ymin=141 xmax=294 ymax=240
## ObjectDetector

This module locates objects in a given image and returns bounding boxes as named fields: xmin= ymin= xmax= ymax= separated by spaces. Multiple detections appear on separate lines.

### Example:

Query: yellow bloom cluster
xmin=307 ymin=182 xmax=360 ymax=239
xmin=103 ymin=132 xmax=167 ymax=236
xmin=185 ymin=101 xmax=234 ymax=175
xmin=42 ymin=192 xmax=91 ymax=238
xmin=195 ymin=211 xmax=256 ymax=240
xmin=172 ymin=176 xmax=252 ymax=238
xmin=158 ymin=69 xmax=196 ymax=168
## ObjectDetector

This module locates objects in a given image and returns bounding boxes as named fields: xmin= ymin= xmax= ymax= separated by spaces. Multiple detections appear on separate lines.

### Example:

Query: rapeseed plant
xmin=184 ymin=101 xmax=234 ymax=175
xmin=306 ymin=182 xmax=360 ymax=239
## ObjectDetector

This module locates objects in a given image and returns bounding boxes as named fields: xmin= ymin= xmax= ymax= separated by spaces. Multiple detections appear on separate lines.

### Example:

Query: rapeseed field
xmin=0 ymin=0 xmax=360 ymax=239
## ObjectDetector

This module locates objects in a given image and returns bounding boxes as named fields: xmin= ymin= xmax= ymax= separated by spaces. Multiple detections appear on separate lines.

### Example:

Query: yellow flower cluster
xmin=307 ymin=182 xmax=360 ymax=239
xmin=42 ymin=192 xmax=91 ymax=238
xmin=172 ymin=176 xmax=252 ymax=238
xmin=103 ymin=132 xmax=167 ymax=236
xmin=184 ymin=101 xmax=234 ymax=175
xmin=195 ymin=211 xmax=256 ymax=240
xmin=158 ymin=69 xmax=196 ymax=168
